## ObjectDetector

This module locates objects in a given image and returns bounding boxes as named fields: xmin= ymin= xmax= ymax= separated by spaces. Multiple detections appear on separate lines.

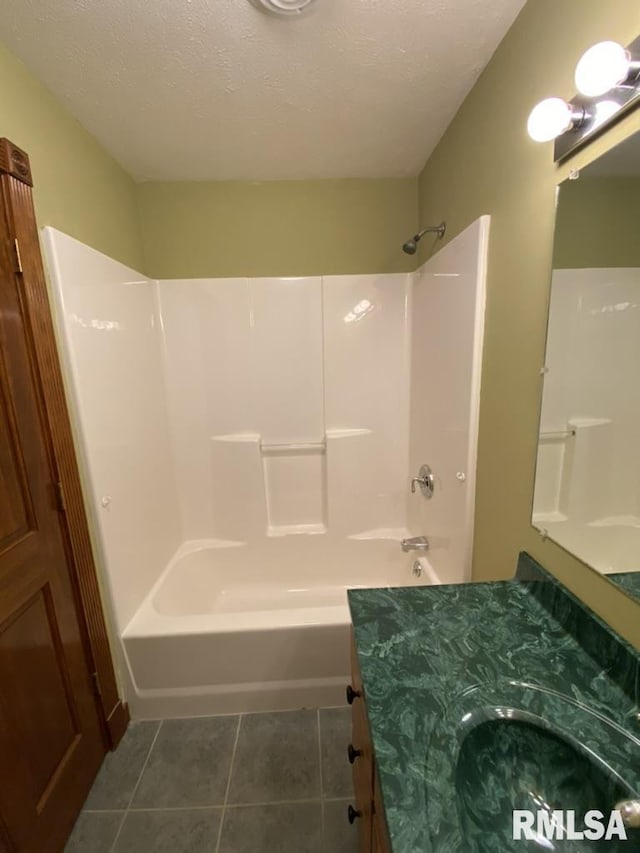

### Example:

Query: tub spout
xmin=401 ymin=536 xmax=429 ymax=553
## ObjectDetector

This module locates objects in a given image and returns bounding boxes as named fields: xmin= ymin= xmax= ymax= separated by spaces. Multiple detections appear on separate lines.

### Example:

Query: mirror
xmin=532 ymin=130 xmax=640 ymax=603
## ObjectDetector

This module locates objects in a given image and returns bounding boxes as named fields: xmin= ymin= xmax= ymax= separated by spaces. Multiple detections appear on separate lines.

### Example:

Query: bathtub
xmin=122 ymin=535 xmax=440 ymax=717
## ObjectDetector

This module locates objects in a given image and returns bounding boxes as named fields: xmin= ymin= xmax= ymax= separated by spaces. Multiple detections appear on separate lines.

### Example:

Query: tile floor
xmin=65 ymin=707 xmax=359 ymax=853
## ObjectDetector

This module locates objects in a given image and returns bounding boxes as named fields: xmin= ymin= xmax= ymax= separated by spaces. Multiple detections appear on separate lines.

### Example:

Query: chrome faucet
xmin=401 ymin=535 xmax=429 ymax=553
xmin=616 ymin=800 xmax=640 ymax=828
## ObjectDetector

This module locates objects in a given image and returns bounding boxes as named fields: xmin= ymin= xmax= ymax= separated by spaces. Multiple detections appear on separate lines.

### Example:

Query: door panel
xmin=0 ymin=587 xmax=79 ymax=805
xmin=0 ymin=192 xmax=106 ymax=851
xmin=0 ymin=366 xmax=34 ymax=547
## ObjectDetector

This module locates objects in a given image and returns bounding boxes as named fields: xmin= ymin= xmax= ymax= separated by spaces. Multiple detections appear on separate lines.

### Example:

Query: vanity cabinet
xmin=348 ymin=632 xmax=392 ymax=853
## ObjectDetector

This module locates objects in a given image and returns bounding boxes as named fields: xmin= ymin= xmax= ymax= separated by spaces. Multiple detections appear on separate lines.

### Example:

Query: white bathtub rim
xmin=122 ymin=532 xmax=424 ymax=635
xmin=123 ymin=603 xmax=352 ymax=638
xmin=121 ymin=537 xmax=247 ymax=636
xmin=123 ymin=577 xmax=443 ymax=638
xmin=122 ymin=534 xmax=442 ymax=639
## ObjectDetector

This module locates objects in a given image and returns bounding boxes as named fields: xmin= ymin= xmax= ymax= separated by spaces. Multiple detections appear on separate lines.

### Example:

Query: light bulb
xmin=591 ymin=99 xmax=620 ymax=129
xmin=527 ymin=98 xmax=573 ymax=143
xmin=575 ymin=41 xmax=631 ymax=97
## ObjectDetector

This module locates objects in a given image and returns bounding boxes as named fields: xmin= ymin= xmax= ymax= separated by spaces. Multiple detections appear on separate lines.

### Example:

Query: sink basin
xmin=425 ymin=681 xmax=640 ymax=852
xmin=456 ymin=714 xmax=636 ymax=851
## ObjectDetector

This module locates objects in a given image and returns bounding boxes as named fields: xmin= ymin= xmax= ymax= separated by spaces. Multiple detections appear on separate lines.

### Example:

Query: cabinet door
xmin=372 ymin=771 xmax=392 ymax=853
xmin=350 ymin=633 xmax=373 ymax=851
xmin=372 ymin=822 xmax=382 ymax=853
xmin=351 ymin=698 xmax=373 ymax=852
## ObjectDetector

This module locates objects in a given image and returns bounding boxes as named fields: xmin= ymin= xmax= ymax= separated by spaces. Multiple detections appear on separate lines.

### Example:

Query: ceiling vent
xmin=249 ymin=0 xmax=316 ymax=16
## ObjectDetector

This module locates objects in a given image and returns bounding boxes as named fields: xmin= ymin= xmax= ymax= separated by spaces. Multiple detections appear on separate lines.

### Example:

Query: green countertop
xmin=348 ymin=553 xmax=640 ymax=852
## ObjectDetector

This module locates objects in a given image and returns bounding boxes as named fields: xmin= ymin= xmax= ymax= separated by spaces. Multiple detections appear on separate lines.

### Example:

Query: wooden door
xmin=0 ymin=188 xmax=106 ymax=850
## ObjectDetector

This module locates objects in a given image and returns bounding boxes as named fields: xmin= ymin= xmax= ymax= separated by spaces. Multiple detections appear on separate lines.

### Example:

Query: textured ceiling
xmin=0 ymin=0 xmax=526 ymax=181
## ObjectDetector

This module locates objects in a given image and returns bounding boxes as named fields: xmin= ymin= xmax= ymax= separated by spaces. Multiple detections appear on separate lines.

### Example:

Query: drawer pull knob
xmin=348 ymin=805 xmax=361 ymax=824
xmin=346 ymin=685 xmax=361 ymax=704
xmin=348 ymin=743 xmax=362 ymax=764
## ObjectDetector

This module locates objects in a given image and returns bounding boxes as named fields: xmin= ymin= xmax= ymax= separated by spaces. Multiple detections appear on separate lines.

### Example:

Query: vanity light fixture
xmin=527 ymin=33 xmax=640 ymax=161
xmin=574 ymin=41 xmax=640 ymax=97
xmin=249 ymin=0 xmax=316 ymax=16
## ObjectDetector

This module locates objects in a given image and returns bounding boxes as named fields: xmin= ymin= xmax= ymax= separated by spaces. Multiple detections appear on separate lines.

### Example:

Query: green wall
xmin=0 ymin=44 xmax=143 ymax=270
xmin=554 ymin=176 xmax=640 ymax=268
xmin=418 ymin=0 xmax=640 ymax=648
xmin=0 ymin=40 xmax=414 ymax=278
xmin=137 ymin=178 xmax=417 ymax=278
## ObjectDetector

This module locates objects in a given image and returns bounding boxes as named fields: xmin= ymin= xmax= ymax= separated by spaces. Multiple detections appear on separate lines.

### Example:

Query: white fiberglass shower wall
xmin=408 ymin=217 xmax=489 ymax=584
xmin=158 ymin=274 xmax=409 ymax=542
xmin=43 ymin=217 xmax=489 ymax=717
xmin=42 ymin=230 xmax=182 ymax=634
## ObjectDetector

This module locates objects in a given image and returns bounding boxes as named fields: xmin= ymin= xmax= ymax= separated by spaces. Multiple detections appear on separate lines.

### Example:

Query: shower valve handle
xmin=411 ymin=464 xmax=435 ymax=498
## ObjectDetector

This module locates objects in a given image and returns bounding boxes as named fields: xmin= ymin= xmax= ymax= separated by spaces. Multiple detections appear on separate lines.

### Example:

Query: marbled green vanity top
xmin=348 ymin=554 xmax=640 ymax=852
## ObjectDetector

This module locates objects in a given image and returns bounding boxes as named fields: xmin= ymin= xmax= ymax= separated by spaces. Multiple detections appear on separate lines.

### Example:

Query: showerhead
xmin=402 ymin=222 xmax=446 ymax=255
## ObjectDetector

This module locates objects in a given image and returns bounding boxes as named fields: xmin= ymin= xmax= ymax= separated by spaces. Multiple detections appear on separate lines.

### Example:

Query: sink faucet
xmin=616 ymin=799 xmax=640 ymax=828
xmin=401 ymin=535 xmax=429 ymax=553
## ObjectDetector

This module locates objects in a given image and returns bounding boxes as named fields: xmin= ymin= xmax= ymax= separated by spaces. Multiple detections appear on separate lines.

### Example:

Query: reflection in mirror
xmin=533 ymin=130 xmax=640 ymax=604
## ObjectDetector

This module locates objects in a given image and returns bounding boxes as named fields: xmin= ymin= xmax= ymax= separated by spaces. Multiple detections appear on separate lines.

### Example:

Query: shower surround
xmin=43 ymin=218 xmax=488 ymax=717
xmin=158 ymin=273 xmax=409 ymax=543
xmin=533 ymin=266 xmax=640 ymax=573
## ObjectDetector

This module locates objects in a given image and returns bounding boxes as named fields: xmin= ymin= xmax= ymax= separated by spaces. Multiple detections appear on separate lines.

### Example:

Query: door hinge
xmin=54 ymin=480 xmax=67 ymax=513
xmin=13 ymin=238 xmax=23 ymax=274
xmin=90 ymin=671 xmax=102 ymax=698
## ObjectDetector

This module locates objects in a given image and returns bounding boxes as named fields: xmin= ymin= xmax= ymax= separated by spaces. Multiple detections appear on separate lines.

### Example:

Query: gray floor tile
xmin=64 ymin=811 xmax=124 ymax=853
xmin=114 ymin=809 xmax=221 ymax=853
xmin=228 ymin=710 xmax=321 ymax=804
xmin=323 ymin=800 xmax=361 ymax=853
xmin=319 ymin=708 xmax=353 ymax=799
xmin=132 ymin=716 xmax=238 ymax=807
xmin=219 ymin=803 xmax=322 ymax=853
xmin=85 ymin=721 xmax=160 ymax=810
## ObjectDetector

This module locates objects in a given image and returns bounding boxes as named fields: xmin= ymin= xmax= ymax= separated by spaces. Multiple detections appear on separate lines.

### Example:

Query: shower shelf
xmin=325 ymin=428 xmax=372 ymax=438
xmin=261 ymin=440 xmax=326 ymax=454
xmin=211 ymin=432 xmax=261 ymax=443
xmin=211 ymin=430 xmax=374 ymax=454
xmin=539 ymin=428 xmax=576 ymax=441
xmin=267 ymin=523 xmax=327 ymax=537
